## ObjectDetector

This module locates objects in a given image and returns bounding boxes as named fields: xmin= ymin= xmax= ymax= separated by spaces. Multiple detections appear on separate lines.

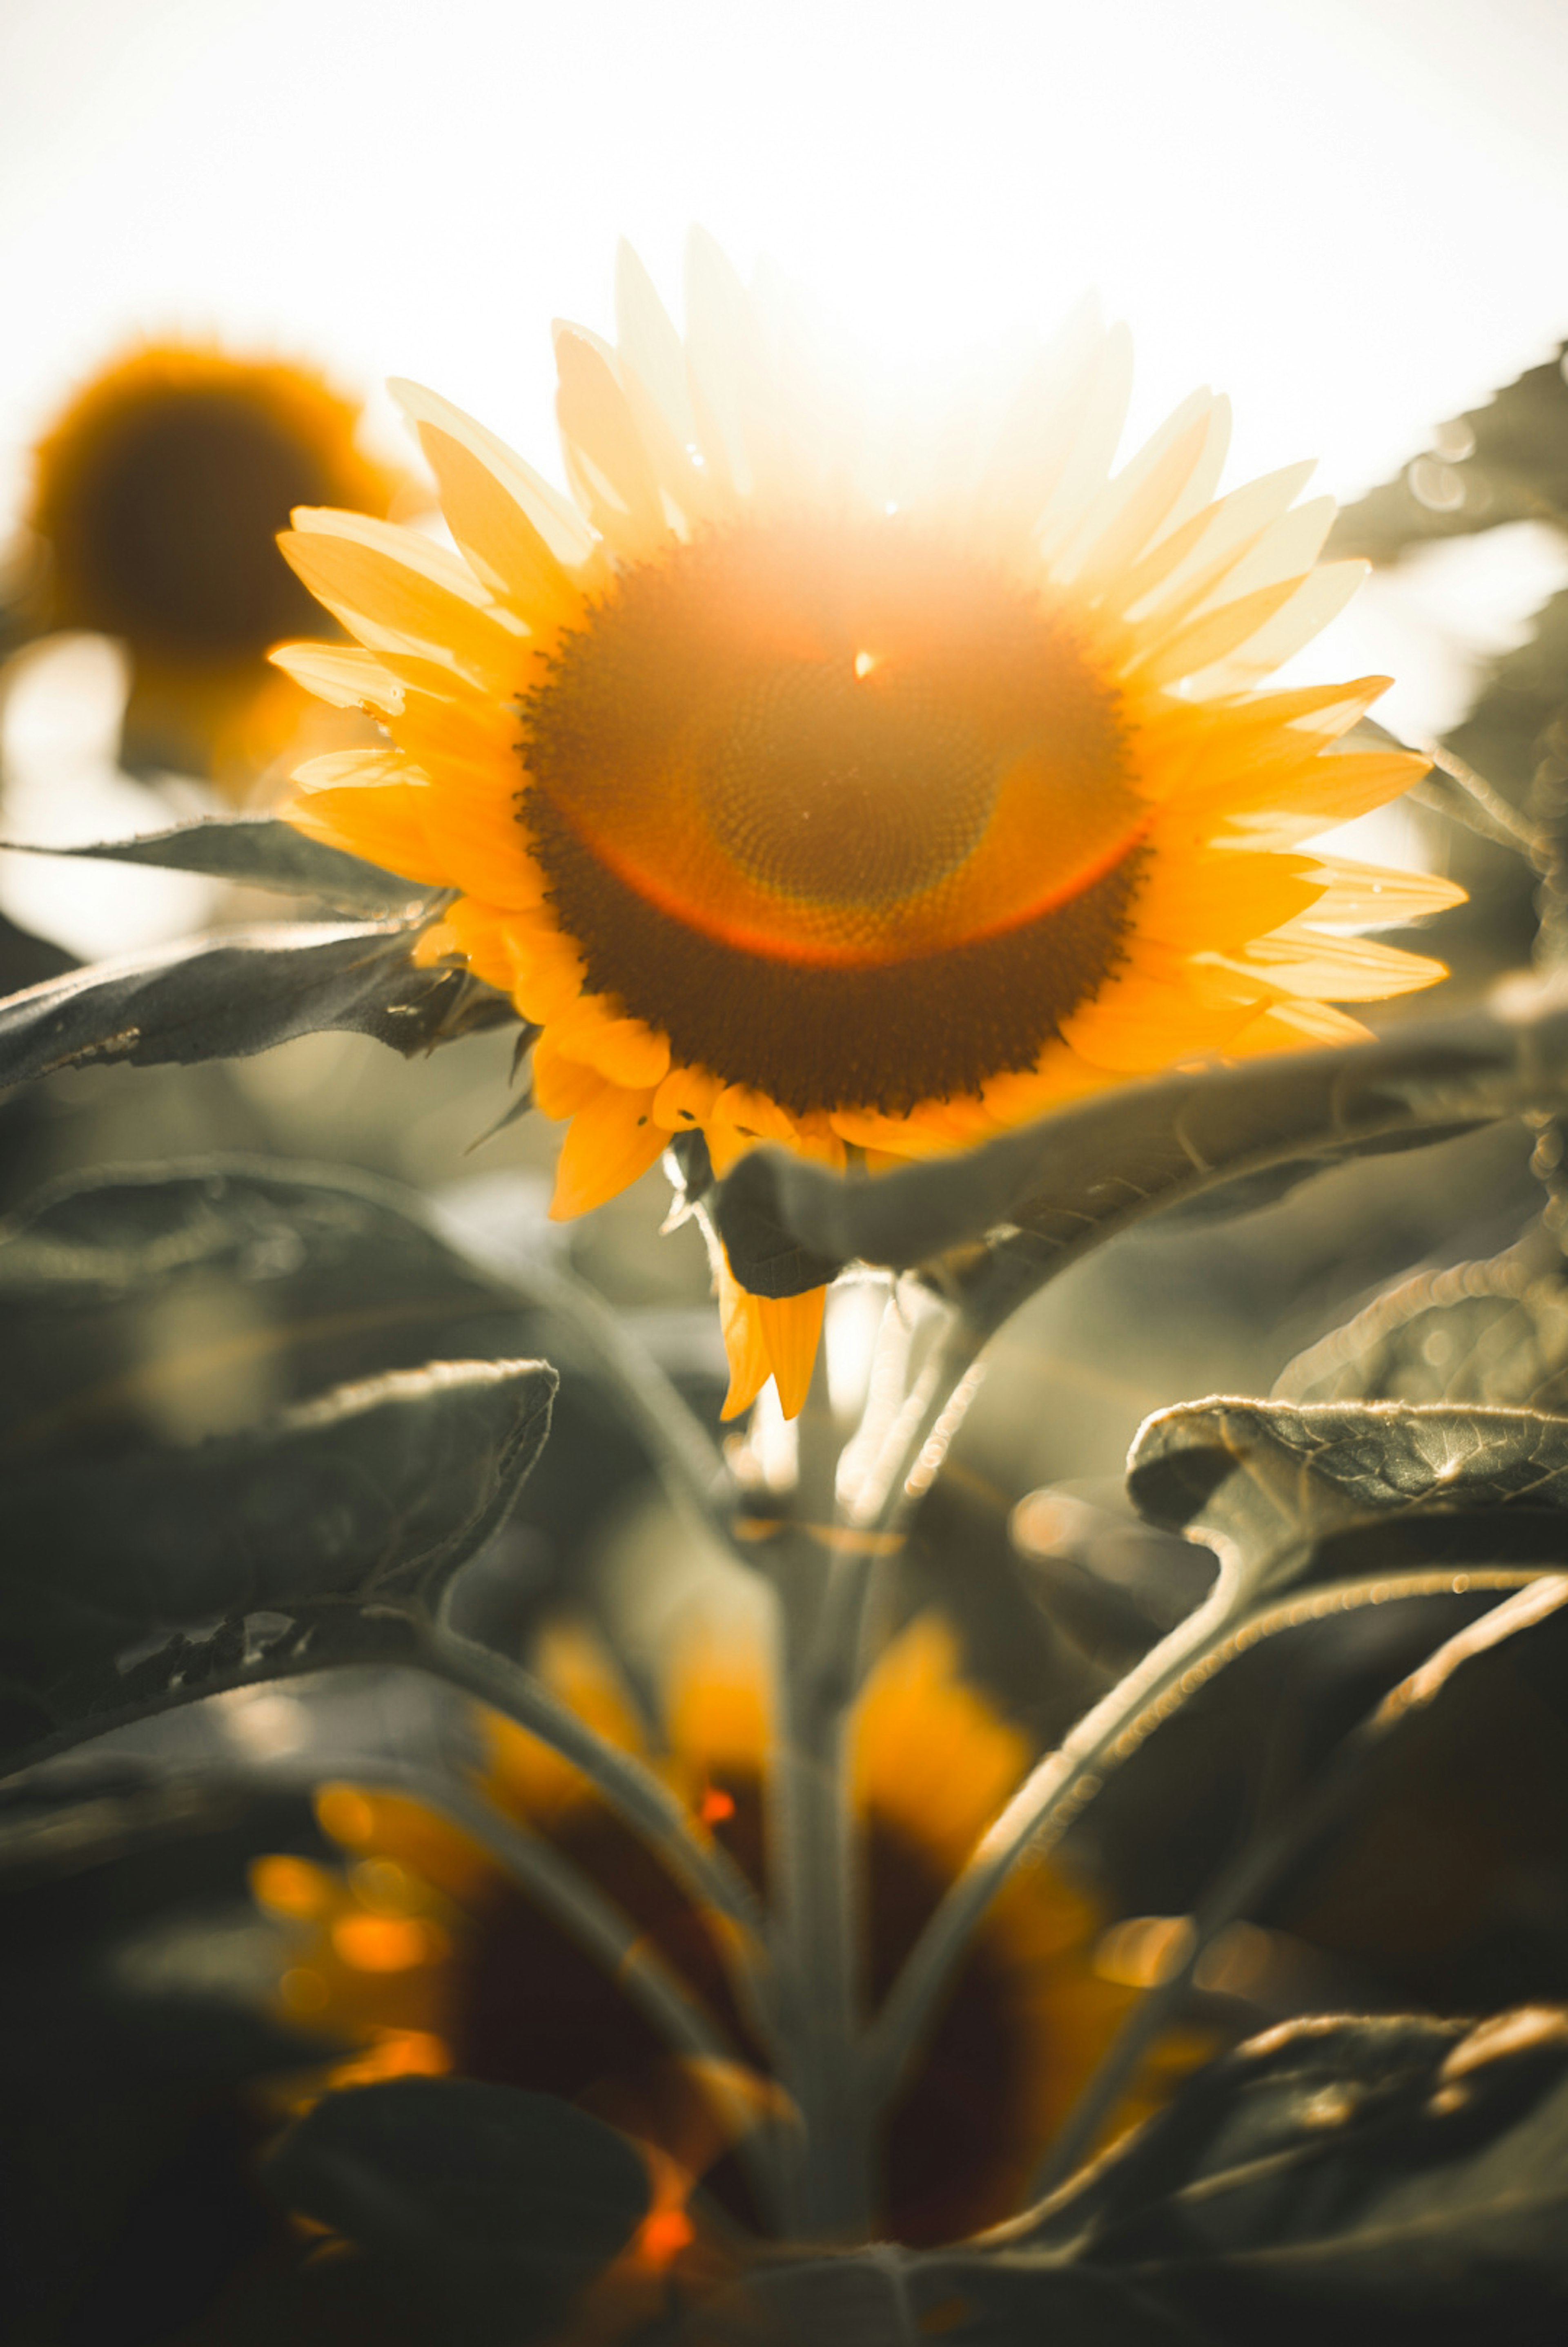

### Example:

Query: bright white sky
xmin=2 ymin=0 xmax=1565 ymax=504
xmin=0 ymin=0 xmax=1566 ymax=923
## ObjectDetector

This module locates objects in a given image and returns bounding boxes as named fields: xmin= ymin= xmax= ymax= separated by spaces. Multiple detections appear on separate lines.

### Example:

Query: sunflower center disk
xmin=521 ymin=520 xmax=1146 ymax=1114
xmin=705 ymin=665 xmax=1001 ymax=908
xmin=53 ymin=391 xmax=332 ymax=658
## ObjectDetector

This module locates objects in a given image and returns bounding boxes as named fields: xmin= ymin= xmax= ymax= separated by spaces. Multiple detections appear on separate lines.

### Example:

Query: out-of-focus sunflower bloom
xmin=253 ymin=1618 xmax=1191 ymax=2253
xmin=275 ymin=232 xmax=1460 ymax=1417
xmin=16 ymin=344 xmax=403 ymax=792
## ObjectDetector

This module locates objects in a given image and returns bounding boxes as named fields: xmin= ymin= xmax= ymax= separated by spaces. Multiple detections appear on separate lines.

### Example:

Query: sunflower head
xmin=252 ymin=1615 xmax=1167 ymax=2249
xmin=278 ymin=234 xmax=1459 ymax=1419
xmin=20 ymin=342 xmax=403 ymax=789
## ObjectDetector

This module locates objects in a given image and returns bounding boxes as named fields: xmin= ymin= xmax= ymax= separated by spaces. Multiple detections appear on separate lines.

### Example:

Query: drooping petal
xmin=550 ymin=1083 xmax=667 ymax=1218
xmin=757 ymin=1286 xmax=827 ymax=1420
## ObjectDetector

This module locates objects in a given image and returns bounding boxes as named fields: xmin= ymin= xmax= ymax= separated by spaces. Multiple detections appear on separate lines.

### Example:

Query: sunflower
xmin=252 ymin=1617 xmax=1177 ymax=2249
xmin=276 ymin=235 xmax=1458 ymax=1418
xmin=20 ymin=343 xmax=402 ymax=789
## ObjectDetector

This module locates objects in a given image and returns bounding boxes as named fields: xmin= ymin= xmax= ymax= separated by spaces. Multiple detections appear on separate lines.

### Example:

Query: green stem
xmin=353 ymin=1758 xmax=788 ymax=2228
xmin=861 ymin=1576 xmax=1237 ymax=2111
xmin=1028 ymin=1570 xmax=1568 ymax=2201
xmin=425 ymin=1619 xmax=777 ymax=2057
xmin=767 ymin=1528 xmax=873 ymax=2237
xmin=765 ymin=1348 xmax=875 ymax=2238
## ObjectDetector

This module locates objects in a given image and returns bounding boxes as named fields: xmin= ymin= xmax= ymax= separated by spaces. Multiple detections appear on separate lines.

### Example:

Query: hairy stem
xmin=844 ymin=1309 xmax=987 ymax=1538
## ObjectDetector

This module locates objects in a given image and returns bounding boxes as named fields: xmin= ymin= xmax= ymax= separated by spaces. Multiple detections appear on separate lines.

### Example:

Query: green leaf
xmin=1329 ymin=342 xmax=1568 ymax=562
xmin=1127 ymin=1397 xmax=1568 ymax=1605
xmin=263 ymin=2077 xmax=650 ymax=2345
xmin=0 ymin=919 xmax=516 ymax=1092
xmin=1276 ymin=1224 xmax=1568 ymax=1409
xmin=1 ymin=1354 xmax=556 ymax=1767
xmin=0 ymin=1157 xmax=723 ymax=1766
xmin=1024 ymin=2006 xmax=1568 ymax=2344
xmin=711 ymin=976 xmax=1568 ymax=1313
xmin=753 ymin=2007 xmax=1568 ymax=2343
xmin=0 ymin=817 xmax=435 ymax=917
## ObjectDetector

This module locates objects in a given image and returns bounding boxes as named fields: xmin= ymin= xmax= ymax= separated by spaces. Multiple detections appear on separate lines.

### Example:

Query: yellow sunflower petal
xmin=389 ymin=377 xmax=599 ymax=569
xmin=532 ymin=1026 xmax=610 ymax=1119
xmin=280 ymin=516 xmax=528 ymax=695
xmin=1213 ymin=926 xmax=1448 ymax=1001
xmin=653 ymin=1065 xmax=725 ymax=1132
xmin=504 ymin=918 xmax=588 ymax=1025
xmin=717 ymin=1258 xmax=773 ymax=1421
xmin=1307 ymin=858 xmax=1467 ymax=925
xmin=289 ymin=782 xmax=441 ymax=886
xmin=549 ymin=1084 xmax=666 ymax=1219
xmin=555 ymin=326 xmax=669 ymax=556
xmin=408 ymin=423 xmax=581 ymax=629
xmin=1187 ymin=559 xmax=1369 ymax=694
xmin=1229 ymin=997 xmax=1376 ymax=1051
xmin=412 ymin=898 xmax=519 ymax=995
xmin=552 ymin=1003 xmax=672 ymax=1091
xmin=272 ymin=239 xmax=1452 ymax=1322
xmin=269 ymin=640 xmax=406 ymax=715
xmin=755 ymin=1285 xmax=827 ymax=1420
xmin=1060 ymin=399 xmax=1214 ymax=593
xmin=1034 ymin=322 xmax=1134 ymax=559
xmin=706 ymin=1087 xmax=798 ymax=1178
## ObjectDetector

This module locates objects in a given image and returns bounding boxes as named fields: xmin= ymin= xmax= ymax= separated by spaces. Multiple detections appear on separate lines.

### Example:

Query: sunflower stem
xmin=847 ymin=1310 xmax=989 ymax=1539
xmin=766 ymin=1346 xmax=876 ymax=2239
xmin=860 ymin=1578 xmax=1238 ymax=2112
xmin=423 ymin=1620 xmax=777 ymax=2056
xmin=348 ymin=1758 xmax=790 ymax=2228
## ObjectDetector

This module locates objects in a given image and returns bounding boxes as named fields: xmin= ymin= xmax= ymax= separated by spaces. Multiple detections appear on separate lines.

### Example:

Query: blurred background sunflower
xmin=251 ymin=1615 xmax=1198 ymax=2247
xmin=14 ymin=341 xmax=403 ymax=791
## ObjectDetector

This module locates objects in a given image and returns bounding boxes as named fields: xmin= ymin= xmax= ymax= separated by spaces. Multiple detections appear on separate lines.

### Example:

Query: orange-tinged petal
xmin=550 ymin=1085 xmax=666 ymax=1218
xmin=532 ymin=1026 xmax=610 ymax=1120
xmin=565 ymin=1011 xmax=672 ymax=1091
xmin=706 ymin=1087 xmax=798 ymax=1177
xmin=1062 ymin=963 xmax=1266 ymax=1070
xmin=289 ymin=787 xmax=441 ymax=885
xmin=1133 ymin=845 xmax=1321 ymax=948
xmin=413 ymin=896 xmax=517 ymax=993
xmin=756 ymin=1285 xmax=827 ymax=1420
xmin=717 ymin=1259 xmax=773 ymax=1421
xmin=506 ymin=930 xmax=586 ymax=1025
xmin=829 ymin=1105 xmax=961 ymax=1159
xmin=653 ymin=1065 xmax=724 ymax=1131
xmin=413 ymin=423 xmax=582 ymax=629
xmin=1229 ymin=997 xmax=1375 ymax=1051
xmin=413 ymin=776 xmax=549 ymax=911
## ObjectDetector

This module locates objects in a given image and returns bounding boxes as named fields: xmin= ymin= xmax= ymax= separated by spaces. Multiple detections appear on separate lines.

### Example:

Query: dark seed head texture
xmin=520 ymin=518 xmax=1145 ymax=1113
